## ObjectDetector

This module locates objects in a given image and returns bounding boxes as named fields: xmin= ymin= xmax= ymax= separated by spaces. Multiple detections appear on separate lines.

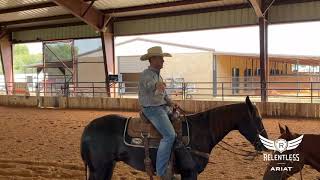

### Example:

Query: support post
xmin=0 ymin=33 xmax=13 ymax=95
xmin=259 ymin=17 xmax=269 ymax=102
xmin=100 ymin=22 xmax=115 ymax=97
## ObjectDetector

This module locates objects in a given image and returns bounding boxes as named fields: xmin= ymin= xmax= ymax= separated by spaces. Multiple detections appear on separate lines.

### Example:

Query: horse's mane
xmin=187 ymin=102 xmax=248 ymax=120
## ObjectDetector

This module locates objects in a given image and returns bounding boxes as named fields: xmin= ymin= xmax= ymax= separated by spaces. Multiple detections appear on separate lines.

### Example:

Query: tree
xmin=13 ymin=44 xmax=42 ymax=74
xmin=44 ymin=43 xmax=79 ymax=62
xmin=13 ymin=43 xmax=79 ymax=74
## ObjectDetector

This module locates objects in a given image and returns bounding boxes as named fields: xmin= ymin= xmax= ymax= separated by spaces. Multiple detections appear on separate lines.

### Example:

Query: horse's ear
xmin=279 ymin=123 xmax=285 ymax=134
xmin=246 ymin=96 xmax=253 ymax=112
xmin=285 ymin=125 xmax=291 ymax=135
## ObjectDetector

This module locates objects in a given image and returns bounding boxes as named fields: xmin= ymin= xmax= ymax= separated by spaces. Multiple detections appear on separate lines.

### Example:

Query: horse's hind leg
xmin=90 ymin=161 xmax=116 ymax=180
xmin=88 ymin=170 xmax=94 ymax=180
xmin=104 ymin=161 xmax=116 ymax=180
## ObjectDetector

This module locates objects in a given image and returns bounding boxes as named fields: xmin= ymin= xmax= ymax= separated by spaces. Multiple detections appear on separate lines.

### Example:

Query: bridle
xmin=215 ymin=106 xmax=266 ymax=159
xmin=174 ymin=106 xmax=264 ymax=163
xmin=280 ymin=159 xmax=303 ymax=180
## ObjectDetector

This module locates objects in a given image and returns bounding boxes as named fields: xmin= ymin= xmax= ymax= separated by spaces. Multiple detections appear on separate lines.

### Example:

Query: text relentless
xmin=263 ymin=153 xmax=300 ymax=162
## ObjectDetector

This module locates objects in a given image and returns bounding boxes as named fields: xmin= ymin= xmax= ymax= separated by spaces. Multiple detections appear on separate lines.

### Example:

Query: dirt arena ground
xmin=0 ymin=106 xmax=319 ymax=180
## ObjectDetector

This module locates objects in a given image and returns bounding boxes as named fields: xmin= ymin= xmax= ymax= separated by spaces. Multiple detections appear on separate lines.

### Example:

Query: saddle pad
xmin=127 ymin=116 xmax=182 ymax=139
xmin=124 ymin=117 xmax=190 ymax=148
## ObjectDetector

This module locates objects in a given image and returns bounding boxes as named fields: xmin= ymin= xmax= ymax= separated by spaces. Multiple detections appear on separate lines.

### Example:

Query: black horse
xmin=80 ymin=96 xmax=268 ymax=179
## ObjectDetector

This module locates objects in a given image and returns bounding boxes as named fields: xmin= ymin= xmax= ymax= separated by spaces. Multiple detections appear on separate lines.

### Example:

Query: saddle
xmin=124 ymin=110 xmax=190 ymax=148
xmin=128 ymin=112 xmax=182 ymax=138
xmin=123 ymin=108 xmax=190 ymax=179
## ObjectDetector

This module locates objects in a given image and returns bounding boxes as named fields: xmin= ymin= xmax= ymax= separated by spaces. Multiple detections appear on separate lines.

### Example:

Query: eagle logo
xmin=259 ymin=135 xmax=304 ymax=153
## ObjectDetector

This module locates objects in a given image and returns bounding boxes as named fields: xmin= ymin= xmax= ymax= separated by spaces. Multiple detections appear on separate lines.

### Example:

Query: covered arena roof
xmin=1 ymin=0 xmax=320 ymax=42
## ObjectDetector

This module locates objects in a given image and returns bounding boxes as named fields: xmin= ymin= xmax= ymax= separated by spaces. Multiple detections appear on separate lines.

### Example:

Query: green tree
xmin=13 ymin=44 xmax=42 ymax=74
xmin=44 ymin=43 xmax=78 ymax=62
xmin=13 ymin=43 xmax=78 ymax=74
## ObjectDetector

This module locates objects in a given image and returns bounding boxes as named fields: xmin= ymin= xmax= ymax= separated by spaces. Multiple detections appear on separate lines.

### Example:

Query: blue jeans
xmin=142 ymin=105 xmax=176 ymax=176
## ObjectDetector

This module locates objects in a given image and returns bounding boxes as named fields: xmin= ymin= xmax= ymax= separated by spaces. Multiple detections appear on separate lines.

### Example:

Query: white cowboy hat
xmin=140 ymin=46 xmax=172 ymax=61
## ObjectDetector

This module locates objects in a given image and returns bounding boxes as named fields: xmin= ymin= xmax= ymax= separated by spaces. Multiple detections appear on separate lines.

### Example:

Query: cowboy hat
xmin=140 ymin=46 xmax=172 ymax=61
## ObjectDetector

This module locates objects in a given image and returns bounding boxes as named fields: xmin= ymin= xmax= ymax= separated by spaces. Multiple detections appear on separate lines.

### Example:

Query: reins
xmin=216 ymin=128 xmax=266 ymax=159
xmin=175 ymin=106 xmax=262 ymax=164
xmin=218 ymin=141 xmax=261 ymax=157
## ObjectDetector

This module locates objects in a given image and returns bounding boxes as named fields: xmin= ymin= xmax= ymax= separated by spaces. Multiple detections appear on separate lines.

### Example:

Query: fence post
xmin=92 ymin=82 xmax=95 ymax=97
xmin=222 ymin=82 xmax=224 ymax=101
xmin=118 ymin=82 xmax=121 ymax=98
xmin=182 ymin=82 xmax=186 ymax=100
xmin=311 ymin=82 xmax=313 ymax=103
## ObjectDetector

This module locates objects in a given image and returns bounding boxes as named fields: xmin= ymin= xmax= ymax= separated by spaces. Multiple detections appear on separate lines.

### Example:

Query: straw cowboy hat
xmin=140 ymin=46 xmax=172 ymax=61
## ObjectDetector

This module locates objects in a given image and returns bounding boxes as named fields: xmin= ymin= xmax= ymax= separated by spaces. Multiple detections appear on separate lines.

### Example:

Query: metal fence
xmin=2 ymin=80 xmax=320 ymax=103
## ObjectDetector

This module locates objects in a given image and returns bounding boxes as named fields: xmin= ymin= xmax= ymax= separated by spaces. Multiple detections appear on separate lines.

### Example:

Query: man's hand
xmin=155 ymin=82 xmax=166 ymax=92
xmin=172 ymin=102 xmax=180 ymax=109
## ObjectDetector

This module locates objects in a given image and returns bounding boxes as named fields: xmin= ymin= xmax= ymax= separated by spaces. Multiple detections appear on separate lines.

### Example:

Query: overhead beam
xmin=52 ymin=0 xmax=110 ymax=32
xmin=0 ymin=15 xmax=75 ymax=26
xmin=0 ymin=28 xmax=8 ymax=39
xmin=103 ymin=0 xmax=226 ymax=14
xmin=0 ymin=0 xmax=98 ymax=14
xmin=262 ymin=0 xmax=276 ymax=16
xmin=0 ymin=2 xmax=57 ymax=14
xmin=115 ymin=3 xmax=250 ymax=22
xmin=248 ymin=0 xmax=263 ymax=17
xmin=274 ymin=0 xmax=320 ymax=5
xmin=104 ymin=0 xmax=320 ymax=14
xmin=0 ymin=0 xmax=316 ymax=16
xmin=8 ymin=22 xmax=86 ymax=33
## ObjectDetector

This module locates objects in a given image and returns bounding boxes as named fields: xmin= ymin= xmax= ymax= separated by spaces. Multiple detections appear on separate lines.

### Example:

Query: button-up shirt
xmin=138 ymin=66 xmax=173 ymax=107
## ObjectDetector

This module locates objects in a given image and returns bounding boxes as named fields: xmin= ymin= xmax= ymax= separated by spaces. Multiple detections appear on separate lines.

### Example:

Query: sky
xmin=26 ymin=21 xmax=320 ymax=56
xmin=26 ymin=38 xmax=102 ymax=55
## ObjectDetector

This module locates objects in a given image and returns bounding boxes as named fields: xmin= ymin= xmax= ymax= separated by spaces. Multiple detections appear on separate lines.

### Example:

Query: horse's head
xmin=278 ymin=124 xmax=298 ymax=140
xmin=237 ymin=96 xmax=268 ymax=151
xmin=263 ymin=125 xmax=304 ymax=180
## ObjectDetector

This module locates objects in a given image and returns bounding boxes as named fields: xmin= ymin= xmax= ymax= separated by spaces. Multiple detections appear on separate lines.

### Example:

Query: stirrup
xmin=142 ymin=132 xmax=155 ymax=179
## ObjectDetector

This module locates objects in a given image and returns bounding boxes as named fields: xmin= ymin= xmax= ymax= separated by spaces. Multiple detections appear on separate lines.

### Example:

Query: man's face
xmin=150 ymin=56 xmax=164 ymax=69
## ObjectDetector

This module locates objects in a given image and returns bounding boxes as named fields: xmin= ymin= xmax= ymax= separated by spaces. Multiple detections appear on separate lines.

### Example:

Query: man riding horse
xmin=138 ymin=46 xmax=194 ymax=179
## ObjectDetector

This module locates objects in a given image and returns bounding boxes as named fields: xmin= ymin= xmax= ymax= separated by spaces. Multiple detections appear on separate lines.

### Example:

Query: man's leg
xmin=163 ymin=105 xmax=197 ymax=176
xmin=142 ymin=106 xmax=176 ymax=176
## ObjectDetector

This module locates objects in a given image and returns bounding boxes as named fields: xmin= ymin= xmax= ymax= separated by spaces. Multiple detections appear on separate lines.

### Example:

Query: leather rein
xmin=174 ymin=106 xmax=262 ymax=164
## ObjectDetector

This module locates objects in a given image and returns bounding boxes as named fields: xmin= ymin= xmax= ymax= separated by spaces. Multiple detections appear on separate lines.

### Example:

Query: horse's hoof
xmin=172 ymin=174 xmax=181 ymax=180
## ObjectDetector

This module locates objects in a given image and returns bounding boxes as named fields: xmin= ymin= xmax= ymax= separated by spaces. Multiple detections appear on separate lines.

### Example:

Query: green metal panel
xmin=114 ymin=8 xmax=257 ymax=36
xmin=269 ymin=1 xmax=320 ymax=23
xmin=12 ymin=25 xmax=99 ymax=42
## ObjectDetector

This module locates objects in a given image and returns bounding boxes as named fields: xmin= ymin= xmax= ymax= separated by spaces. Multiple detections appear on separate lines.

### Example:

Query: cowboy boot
xmin=160 ymin=161 xmax=173 ymax=180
